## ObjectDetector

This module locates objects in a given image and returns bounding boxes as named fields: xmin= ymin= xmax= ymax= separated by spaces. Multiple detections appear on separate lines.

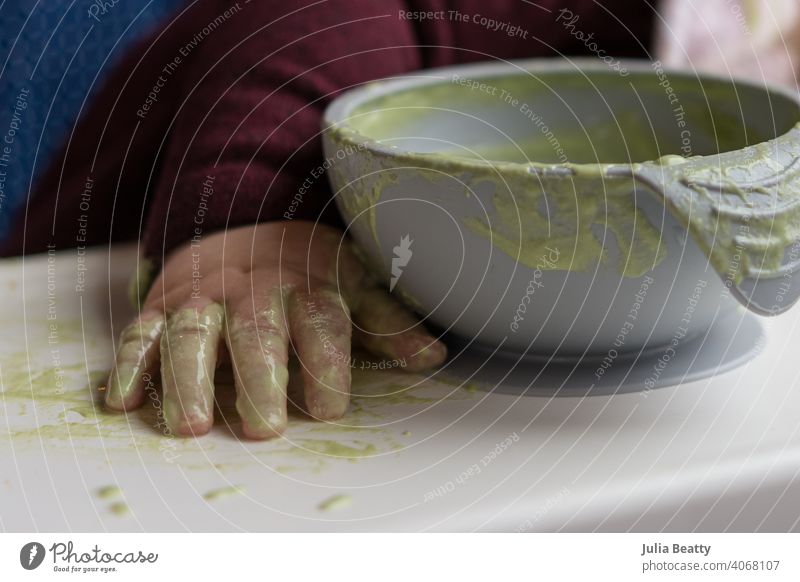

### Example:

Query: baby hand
xmin=104 ymin=221 xmax=446 ymax=439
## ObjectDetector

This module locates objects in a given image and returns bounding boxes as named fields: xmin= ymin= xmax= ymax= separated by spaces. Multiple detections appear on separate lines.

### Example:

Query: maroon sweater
xmin=1 ymin=0 xmax=656 ymax=265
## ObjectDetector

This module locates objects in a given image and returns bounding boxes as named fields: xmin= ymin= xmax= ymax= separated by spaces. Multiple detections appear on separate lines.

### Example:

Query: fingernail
xmin=171 ymin=417 xmax=213 ymax=437
xmin=305 ymin=365 xmax=350 ymax=420
xmin=405 ymin=335 xmax=448 ymax=371
xmin=308 ymin=396 xmax=349 ymax=421
xmin=240 ymin=409 xmax=287 ymax=440
xmin=165 ymin=400 xmax=213 ymax=437
xmin=105 ymin=364 xmax=140 ymax=411
xmin=165 ymin=406 xmax=214 ymax=437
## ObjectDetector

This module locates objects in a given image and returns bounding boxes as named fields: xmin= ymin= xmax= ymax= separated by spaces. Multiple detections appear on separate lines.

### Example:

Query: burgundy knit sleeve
xmin=142 ymin=0 xmax=421 ymax=263
xmin=1 ymin=0 xmax=657 ymax=261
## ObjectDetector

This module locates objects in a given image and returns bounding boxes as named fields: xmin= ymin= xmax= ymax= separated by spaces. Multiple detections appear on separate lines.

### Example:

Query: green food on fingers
xmin=160 ymin=303 xmax=225 ymax=436
xmin=106 ymin=314 xmax=165 ymax=411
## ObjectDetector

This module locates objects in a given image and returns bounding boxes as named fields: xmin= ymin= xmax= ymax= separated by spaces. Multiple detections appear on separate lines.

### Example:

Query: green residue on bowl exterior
xmin=328 ymin=124 xmax=666 ymax=279
xmin=317 ymin=494 xmax=352 ymax=512
xmin=327 ymin=68 xmax=800 ymax=284
xmin=671 ymin=139 xmax=800 ymax=283
xmin=96 ymin=485 xmax=121 ymax=499
xmin=203 ymin=485 xmax=244 ymax=501
xmin=328 ymin=154 xmax=395 ymax=251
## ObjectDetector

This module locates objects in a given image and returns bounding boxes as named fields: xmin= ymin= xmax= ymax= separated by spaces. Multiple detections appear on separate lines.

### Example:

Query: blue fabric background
xmin=0 ymin=0 xmax=184 ymax=238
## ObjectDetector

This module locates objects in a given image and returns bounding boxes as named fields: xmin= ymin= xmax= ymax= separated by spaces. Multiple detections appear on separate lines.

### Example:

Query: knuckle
xmin=166 ymin=306 xmax=222 ymax=336
xmin=229 ymin=312 xmax=287 ymax=340
xmin=307 ymin=289 xmax=350 ymax=319
xmin=119 ymin=315 xmax=164 ymax=343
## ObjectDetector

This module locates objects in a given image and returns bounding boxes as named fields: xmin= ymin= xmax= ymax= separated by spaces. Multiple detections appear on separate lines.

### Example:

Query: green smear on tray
xmin=317 ymin=494 xmax=352 ymax=512
xmin=203 ymin=485 xmax=244 ymax=501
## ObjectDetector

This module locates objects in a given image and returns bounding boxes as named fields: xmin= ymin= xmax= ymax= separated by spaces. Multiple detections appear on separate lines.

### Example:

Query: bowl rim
xmin=322 ymin=57 xmax=800 ymax=175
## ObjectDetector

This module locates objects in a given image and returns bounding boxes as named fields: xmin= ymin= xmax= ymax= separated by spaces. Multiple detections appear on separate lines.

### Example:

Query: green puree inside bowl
xmin=347 ymin=71 xmax=790 ymax=164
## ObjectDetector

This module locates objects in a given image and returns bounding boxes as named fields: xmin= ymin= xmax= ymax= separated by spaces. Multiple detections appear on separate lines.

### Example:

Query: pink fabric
xmin=655 ymin=0 xmax=800 ymax=88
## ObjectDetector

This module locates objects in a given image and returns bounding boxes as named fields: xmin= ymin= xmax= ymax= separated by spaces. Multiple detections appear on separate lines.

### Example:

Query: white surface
xmin=1 ymin=244 xmax=799 ymax=532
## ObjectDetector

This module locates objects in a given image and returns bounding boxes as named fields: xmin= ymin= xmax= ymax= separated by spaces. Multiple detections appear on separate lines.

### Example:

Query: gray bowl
xmin=322 ymin=59 xmax=800 ymax=357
